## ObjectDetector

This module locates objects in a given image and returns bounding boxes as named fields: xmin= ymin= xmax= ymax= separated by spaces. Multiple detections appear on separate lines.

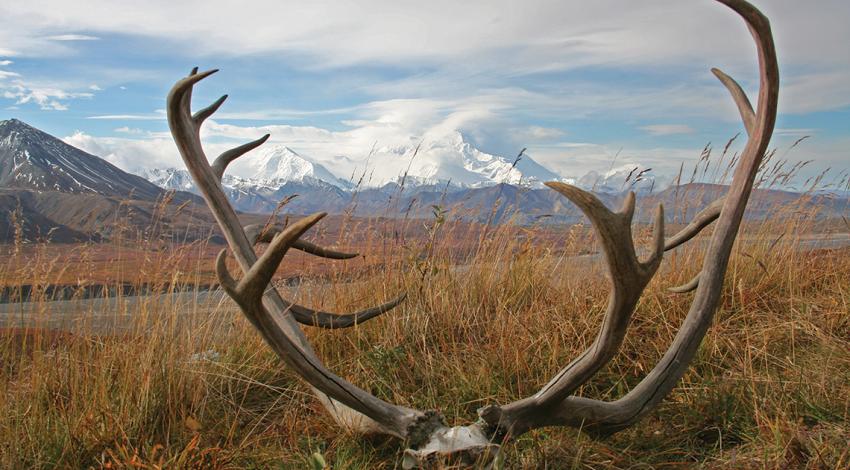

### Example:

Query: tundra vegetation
xmin=1 ymin=0 xmax=849 ymax=468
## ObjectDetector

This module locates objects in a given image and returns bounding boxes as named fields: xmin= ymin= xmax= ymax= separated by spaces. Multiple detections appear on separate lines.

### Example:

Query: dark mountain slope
xmin=0 ymin=119 xmax=186 ymax=201
xmin=0 ymin=119 xmax=207 ymax=242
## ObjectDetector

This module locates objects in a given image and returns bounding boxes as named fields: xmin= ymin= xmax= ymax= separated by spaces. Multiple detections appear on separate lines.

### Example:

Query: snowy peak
xmin=0 ymin=119 xmax=166 ymax=200
xmin=365 ymin=131 xmax=562 ymax=188
xmin=250 ymin=145 xmax=349 ymax=188
xmin=137 ymin=167 xmax=197 ymax=192
xmin=576 ymin=164 xmax=658 ymax=193
xmin=450 ymin=132 xmax=561 ymax=187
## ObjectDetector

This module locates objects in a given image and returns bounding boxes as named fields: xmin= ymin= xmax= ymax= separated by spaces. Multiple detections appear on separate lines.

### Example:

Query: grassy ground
xmin=1 ymin=203 xmax=848 ymax=469
xmin=1 ymin=144 xmax=849 ymax=469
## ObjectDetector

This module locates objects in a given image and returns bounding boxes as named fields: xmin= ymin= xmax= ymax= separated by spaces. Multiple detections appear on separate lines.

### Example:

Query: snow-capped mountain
xmin=138 ymin=167 xmax=348 ymax=213
xmin=5 ymin=118 xmax=846 ymax=235
xmin=358 ymin=132 xmax=562 ymax=189
xmin=0 ymin=119 xmax=166 ymax=200
xmin=136 ymin=132 xmax=675 ymax=215
xmin=137 ymin=167 xmax=198 ymax=193
xmin=576 ymin=164 xmax=658 ymax=193
xmin=0 ymin=119 xmax=205 ymax=242
xmin=139 ymin=133 xmax=572 ymax=210
xmin=248 ymin=145 xmax=351 ymax=189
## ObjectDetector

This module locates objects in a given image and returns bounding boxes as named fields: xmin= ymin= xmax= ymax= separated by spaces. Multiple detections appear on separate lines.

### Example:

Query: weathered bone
xmin=712 ymin=68 xmax=756 ymax=137
xmin=669 ymin=273 xmax=701 ymax=293
xmin=244 ymin=223 xmax=359 ymax=259
xmin=662 ymin=197 xmax=725 ymax=294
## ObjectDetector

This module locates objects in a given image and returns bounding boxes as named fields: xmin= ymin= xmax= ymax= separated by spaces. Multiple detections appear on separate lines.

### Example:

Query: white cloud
xmin=774 ymin=128 xmax=816 ymax=137
xmin=114 ymin=126 xmax=145 ymax=134
xmin=46 ymin=34 xmax=100 ymax=41
xmin=639 ymin=124 xmax=695 ymax=136
xmin=0 ymin=60 xmax=97 ymax=110
xmin=1 ymin=80 xmax=93 ymax=110
xmin=513 ymin=125 xmax=564 ymax=142
xmin=0 ymin=1 xmax=837 ymax=68
xmin=3 ymin=0 xmax=842 ymax=183
xmin=780 ymin=71 xmax=850 ymax=114
xmin=88 ymin=84 xmax=102 ymax=91
xmin=62 ymin=103 xmax=847 ymax=191
xmin=88 ymin=113 xmax=165 ymax=120
xmin=63 ymin=131 xmax=187 ymax=172
xmin=0 ymin=60 xmax=12 ymax=66
xmin=0 ymin=1 xmax=847 ymax=116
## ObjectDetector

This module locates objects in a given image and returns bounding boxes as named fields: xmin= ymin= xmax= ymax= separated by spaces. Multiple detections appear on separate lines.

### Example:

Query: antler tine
xmin=292 ymin=239 xmax=358 ymax=259
xmin=211 ymin=134 xmax=271 ymax=181
xmin=659 ymin=60 xmax=760 ymax=297
xmin=244 ymin=223 xmax=358 ymax=259
xmin=664 ymin=197 xmax=725 ymax=251
xmin=193 ymin=94 xmax=228 ymax=125
xmin=288 ymin=294 xmax=408 ymax=329
xmin=664 ymin=59 xmax=756 ymax=294
xmin=668 ymin=273 xmax=701 ymax=293
xmin=181 ymin=67 xmax=200 ymax=110
xmin=170 ymin=69 xmax=219 ymax=121
xmin=660 ymin=51 xmax=761 ymax=298
xmin=712 ymin=68 xmax=756 ymax=136
xmin=480 ymin=0 xmax=779 ymax=438
xmin=480 ymin=183 xmax=665 ymax=437
xmin=239 ymin=213 xmax=326 ymax=301
xmin=645 ymin=202 xmax=666 ymax=269
xmin=240 ymin=222 xmax=407 ymax=329
xmin=663 ymin=198 xmax=725 ymax=295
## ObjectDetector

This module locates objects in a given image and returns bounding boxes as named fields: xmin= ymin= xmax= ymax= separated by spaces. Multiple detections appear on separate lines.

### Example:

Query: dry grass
xmin=1 ymin=148 xmax=848 ymax=469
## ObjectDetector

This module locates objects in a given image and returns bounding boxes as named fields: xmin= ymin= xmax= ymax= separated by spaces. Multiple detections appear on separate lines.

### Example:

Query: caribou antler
xmin=478 ymin=0 xmax=778 ymax=438
xmin=166 ymin=69 xmax=443 ymax=440
xmin=167 ymin=0 xmax=779 ymax=466
xmin=476 ymin=189 xmax=665 ymax=437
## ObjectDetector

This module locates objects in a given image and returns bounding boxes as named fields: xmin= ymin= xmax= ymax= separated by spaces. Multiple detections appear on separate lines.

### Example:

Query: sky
xmin=0 ymin=0 xmax=848 ymax=190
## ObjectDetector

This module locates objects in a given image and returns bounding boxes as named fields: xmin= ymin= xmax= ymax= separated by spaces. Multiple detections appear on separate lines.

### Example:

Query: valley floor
xmin=0 ymin=217 xmax=848 ymax=469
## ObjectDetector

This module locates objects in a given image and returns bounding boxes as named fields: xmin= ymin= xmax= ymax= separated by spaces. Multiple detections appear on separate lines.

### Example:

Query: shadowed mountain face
xmin=0 ymin=119 xmax=169 ymax=200
xmin=0 ymin=119 xmax=208 ymax=243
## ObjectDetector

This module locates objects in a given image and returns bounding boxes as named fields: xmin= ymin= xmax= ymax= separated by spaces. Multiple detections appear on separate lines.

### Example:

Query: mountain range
xmin=139 ymin=130 xmax=659 ymax=214
xmin=141 ymin=131 xmax=575 ymax=192
xmin=1 ymin=118 xmax=846 ymax=242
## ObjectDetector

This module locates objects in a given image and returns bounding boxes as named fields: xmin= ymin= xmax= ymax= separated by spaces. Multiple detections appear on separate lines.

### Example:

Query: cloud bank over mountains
xmin=65 ymin=121 xmax=666 ymax=194
xmin=1 ymin=0 xmax=847 ymax=188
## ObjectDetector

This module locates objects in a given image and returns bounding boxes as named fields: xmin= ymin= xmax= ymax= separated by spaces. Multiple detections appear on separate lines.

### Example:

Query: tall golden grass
xmin=1 ymin=144 xmax=848 ymax=469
